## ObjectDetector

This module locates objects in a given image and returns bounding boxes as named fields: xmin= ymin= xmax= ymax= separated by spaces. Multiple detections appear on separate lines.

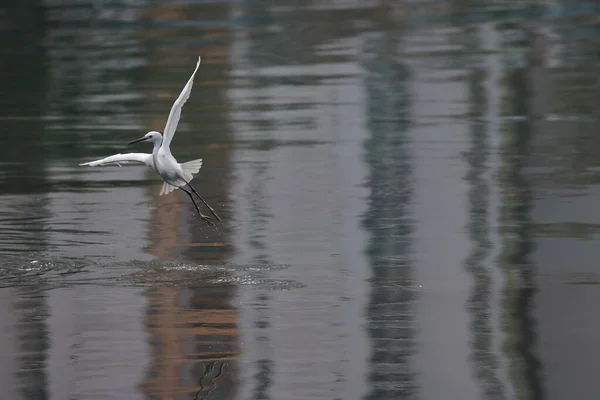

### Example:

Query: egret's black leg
xmin=186 ymin=183 xmax=222 ymax=222
xmin=180 ymin=187 xmax=214 ymax=226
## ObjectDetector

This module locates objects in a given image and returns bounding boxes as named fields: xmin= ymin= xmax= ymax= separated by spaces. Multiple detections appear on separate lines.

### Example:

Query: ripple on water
xmin=0 ymin=255 xmax=304 ymax=291
xmin=124 ymin=259 xmax=304 ymax=290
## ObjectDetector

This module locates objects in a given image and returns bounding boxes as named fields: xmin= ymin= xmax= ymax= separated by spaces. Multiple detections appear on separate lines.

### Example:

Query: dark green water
xmin=1 ymin=1 xmax=600 ymax=399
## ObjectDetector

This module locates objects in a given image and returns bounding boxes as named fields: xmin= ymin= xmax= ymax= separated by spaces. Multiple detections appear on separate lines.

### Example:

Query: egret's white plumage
xmin=80 ymin=56 xmax=220 ymax=226
xmin=81 ymin=153 xmax=153 ymax=168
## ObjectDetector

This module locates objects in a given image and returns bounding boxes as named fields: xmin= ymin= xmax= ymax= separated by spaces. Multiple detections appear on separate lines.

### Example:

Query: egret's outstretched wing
xmin=160 ymin=56 xmax=202 ymax=155
xmin=79 ymin=153 xmax=153 ymax=168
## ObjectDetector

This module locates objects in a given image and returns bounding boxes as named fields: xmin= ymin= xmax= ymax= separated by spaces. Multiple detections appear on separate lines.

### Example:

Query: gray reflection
xmin=0 ymin=4 xmax=51 ymax=397
xmin=463 ymin=25 xmax=505 ymax=399
xmin=43 ymin=0 xmax=146 ymax=161
xmin=245 ymin=84 xmax=274 ymax=400
xmin=361 ymin=33 xmax=417 ymax=399
xmin=497 ymin=25 xmax=542 ymax=400
xmin=240 ymin=13 xmax=275 ymax=394
xmin=245 ymin=0 xmax=316 ymax=67
xmin=0 ymin=2 xmax=48 ymax=195
xmin=0 ymin=1 xmax=52 ymax=248
xmin=247 ymin=161 xmax=274 ymax=400
xmin=14 ymin=287 xmax=49 ymax=400
xmin=251 ymin=293 xmax=273 ymax=400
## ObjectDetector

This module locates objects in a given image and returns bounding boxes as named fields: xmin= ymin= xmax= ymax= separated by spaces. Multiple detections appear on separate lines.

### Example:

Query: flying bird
xmin=80 ymin=56 xmax=220 ymax=226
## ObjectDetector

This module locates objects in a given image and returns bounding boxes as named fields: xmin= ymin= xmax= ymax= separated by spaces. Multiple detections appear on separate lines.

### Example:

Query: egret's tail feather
xmin=160 ymin=182 xmax=177 ymax=196
xmin=159 ymin=158 xmax=202 ymax=196
xmin=181 ymin=158 xmax=203 ymax=182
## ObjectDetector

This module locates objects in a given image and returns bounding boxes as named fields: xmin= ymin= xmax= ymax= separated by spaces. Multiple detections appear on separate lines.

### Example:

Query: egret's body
xmin=80 ymin=56 xmax=220 ymax=226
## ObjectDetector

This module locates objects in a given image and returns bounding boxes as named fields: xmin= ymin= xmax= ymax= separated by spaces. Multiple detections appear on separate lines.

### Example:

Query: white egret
xmin=80 ymin=56 xmax=220 ymax=226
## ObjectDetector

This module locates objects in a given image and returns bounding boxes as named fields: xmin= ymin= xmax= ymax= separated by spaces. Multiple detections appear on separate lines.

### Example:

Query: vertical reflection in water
xmin=0 ymin=288 xmax=20 ymax=398
xmin=40 ymin=1 xmax=152 ymax=260
xmin=43 ymin=1 xmax=146 ymax=152
xmin=0 ymin=1 xmax=48 ymax=195
xmin=232 ymin=3 xmax=373 ymax=398
xmin=235 ymin=154 xmax=274 ymax=400
xmin=140 ymin=286 xmax=238 ymax=399
xmin=462 ymin=24 xmax=505 ymax=399
xmin=14 ymin=288 xmax=49 ymax=399
xmin=0 ymin=4 xmax=51 ymax=396
xmin=361 ymin=33 xmax=417 ymax=399
xmin=497 ymin=26 xmax=542 ymax=400
xmin=244 ymin=92 xmax=273 ymax=400
xmin=251 ymin=293 xmax=272 ymax=400
xmin=137 ymin=5 xmax=240 ymax=392
xmin=236 ymin=2 xmax=276 ymax=395
xmin=140 ymin=0 xmax=234 ymax=260
xmin=186 ymin=286 xmax=238 ymax=399
xmin=0 ymin=2 xmax=51 ymax=257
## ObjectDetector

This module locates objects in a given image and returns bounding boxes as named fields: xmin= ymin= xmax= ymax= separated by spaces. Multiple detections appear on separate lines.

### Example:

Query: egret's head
xmin=128 ymin=131 xmax=162 ymax=145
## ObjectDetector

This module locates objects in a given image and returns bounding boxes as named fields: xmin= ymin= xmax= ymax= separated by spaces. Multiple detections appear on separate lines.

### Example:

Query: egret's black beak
xmin=128 ymin=136 xmax=147 ymax=145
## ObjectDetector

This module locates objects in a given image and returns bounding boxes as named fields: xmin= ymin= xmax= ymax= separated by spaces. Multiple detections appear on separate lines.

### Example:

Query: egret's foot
xmin=185 ymin=183 xmax=222 ymax=222
xmin=209 ymin=208 xmax=222 ymax=222
xmin=200 ymin=213 xmax=215 ymax=227
xmin=202 ymin=202 xmax=221 ymax=222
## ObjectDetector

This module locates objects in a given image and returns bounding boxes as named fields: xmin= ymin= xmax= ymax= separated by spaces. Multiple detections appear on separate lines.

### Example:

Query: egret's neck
xmin=151 ymin=137 xmax=162 ymax=155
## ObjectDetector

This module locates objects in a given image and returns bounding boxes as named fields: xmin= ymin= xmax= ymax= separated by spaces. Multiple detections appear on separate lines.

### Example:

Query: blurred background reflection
xmin=1 ymin=1 xmax=600 ymax=399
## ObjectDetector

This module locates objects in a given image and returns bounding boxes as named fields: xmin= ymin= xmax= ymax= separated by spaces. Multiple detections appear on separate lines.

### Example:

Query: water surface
xmin=1 ymin=1 xmax=600 ymax=399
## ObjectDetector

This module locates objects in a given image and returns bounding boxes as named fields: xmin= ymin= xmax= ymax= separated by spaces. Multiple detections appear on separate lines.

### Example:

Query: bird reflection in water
xmin=195 ymin=360 xmax=227 ymax=400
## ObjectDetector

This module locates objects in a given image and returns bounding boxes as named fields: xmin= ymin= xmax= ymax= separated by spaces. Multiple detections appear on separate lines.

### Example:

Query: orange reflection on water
xmin=139 ymin=286 xmax=239 ymax=399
